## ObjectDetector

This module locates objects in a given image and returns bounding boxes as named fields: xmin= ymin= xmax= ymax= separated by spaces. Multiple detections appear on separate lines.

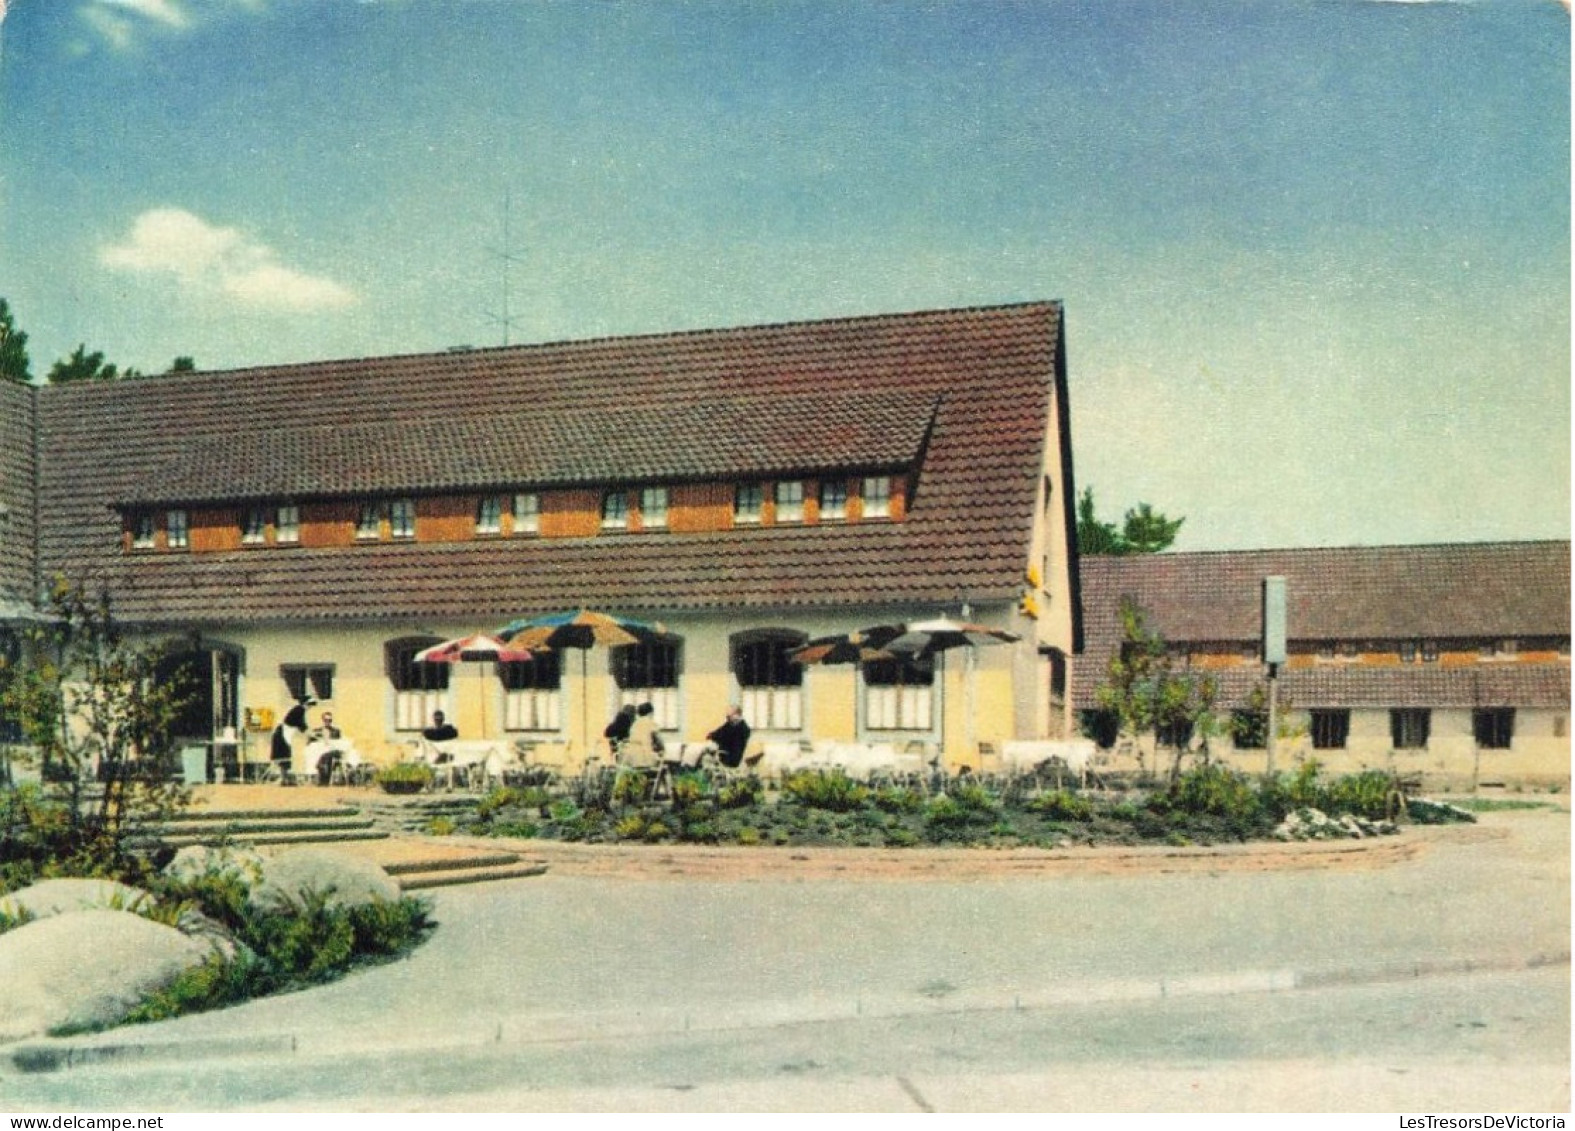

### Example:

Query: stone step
xmin=153 ymin=817 xmax=379 ymax=837
xmin=173 ymin=806 xmax=363 ymax=822
xmin=397 ymin=861 xmax=549 ymax=891
xmin=380 ymin=851 xmax=525 ymax=876
xmin=152 ymin=828 xmax=391 ymax=850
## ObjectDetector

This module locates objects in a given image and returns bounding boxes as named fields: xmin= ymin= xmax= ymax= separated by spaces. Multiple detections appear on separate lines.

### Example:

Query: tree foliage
xmin=1076 ymin=488 xmax=1184 ymax=556
xmin=47 ymin=344 xmax=136 ymax=384
xmin=0 ymin=581 xmax=191 ymax=870
xmin=1094 ymin=596 xmax=1217 ymax=782
xmin=0 ymin=299 xmax=31 ymax=385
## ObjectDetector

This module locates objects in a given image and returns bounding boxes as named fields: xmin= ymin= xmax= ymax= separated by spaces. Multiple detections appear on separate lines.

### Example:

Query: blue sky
xmin=0 ymin=0 xmax=1567 ymax=551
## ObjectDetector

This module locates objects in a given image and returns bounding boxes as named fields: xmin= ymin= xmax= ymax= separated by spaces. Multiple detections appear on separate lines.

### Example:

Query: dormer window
xmin=641 ymin=487 xmax=668 ymax=530
xmin=389 ymin=498 xmax=416 ymax=539
xmin=276 ymin=504 xmax=300 ymax=544
xmin=775 ymin=481 xmax=804 ymax=523
xmin=131 ymin=512 xmax=156 ymax=550
xmin=512 ymin=493 xmax=539 ymax=535
xmin=476 ymin=496 xmax=503 ymax=535
xmin=241 ymin=507 xmax=268 ymax=545
xmin=355 ymin=502 xmax=381 ymax=540
xmin=862 ymin=476 xmax=891 ymax=519
xmin=735 ymin=483 xmax=763 ymax=525
xmin=167 ymin=509 xmax=189 ymax=550
xmin=601 ymin=490 xmax=628 ymax=530
xmin=820 ymin=480 xmax=848 ymax=521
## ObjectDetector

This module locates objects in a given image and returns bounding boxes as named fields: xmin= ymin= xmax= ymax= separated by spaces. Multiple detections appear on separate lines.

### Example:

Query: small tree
xmin=1095 ymin=596 xmax=1217 ymax=783
xmin=0 ymin=299 xmax=32 ymax=385
xmin=1076 ymin=488 xmax=1184 ymax=556
xmin=0 ymin=580 xmax=191 ymax=869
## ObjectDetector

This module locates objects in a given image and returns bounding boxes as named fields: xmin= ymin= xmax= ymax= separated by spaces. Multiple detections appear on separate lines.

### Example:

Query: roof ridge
xmin=42 ymin=300 xmax=1062 ymax=388
xmin=1088 ymin=539 xmax=1571 ymax=560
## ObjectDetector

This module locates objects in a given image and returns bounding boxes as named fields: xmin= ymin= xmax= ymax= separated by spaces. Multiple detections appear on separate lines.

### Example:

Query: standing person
xmin=270 ymin=697 xmax=314 ymax=786
xmin=706 ymin=705 xmax=752 ymax=769
xmin=622 ymin=702 xmax=663 ymax=769
xmin=603 ymin=704 xmax=636 ymax=755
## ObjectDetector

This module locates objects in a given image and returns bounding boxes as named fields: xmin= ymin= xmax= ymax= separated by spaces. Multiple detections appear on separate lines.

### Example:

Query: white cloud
xmin=99 ymin=0 xmax=189 ymax=27
xmin=77 ymin=0 xmax=270 ymax=51
xmin=101 ymin=208 xmax=358 ymax=312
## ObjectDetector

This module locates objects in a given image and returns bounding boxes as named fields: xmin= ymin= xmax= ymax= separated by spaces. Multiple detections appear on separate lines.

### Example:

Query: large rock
xmin=0 ymin=878 xmax=151 ymax=923
xmin=247 ymin=847 xmax=399 ymax=914
xmin=0 ymin=909 xmax=210 ymax=1043
xmin=163 ymin=844 xmax=266 ymax=886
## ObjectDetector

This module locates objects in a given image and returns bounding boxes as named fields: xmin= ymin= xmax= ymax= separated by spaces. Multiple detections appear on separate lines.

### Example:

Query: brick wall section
xmin=0 ymin=381 xmax=36 ymax=613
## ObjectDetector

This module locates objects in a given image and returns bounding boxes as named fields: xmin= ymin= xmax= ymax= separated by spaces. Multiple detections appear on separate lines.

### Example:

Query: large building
xmin=0 ymin=303 xmax=1083 ymax=770
xmin=1074 ymin=543 xmax=1572 ymax=789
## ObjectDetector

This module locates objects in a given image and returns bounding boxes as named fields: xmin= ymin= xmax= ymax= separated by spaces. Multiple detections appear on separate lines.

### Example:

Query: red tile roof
xmin=0 ymin=382 xmax=35 ymax=618
xmin=38 ymin=303 xmax=1067 ymax=623
xmin=1074 ymin=543 xmax=1572 ymax=709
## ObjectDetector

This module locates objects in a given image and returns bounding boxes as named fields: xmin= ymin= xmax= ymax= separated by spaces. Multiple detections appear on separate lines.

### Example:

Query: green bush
xmin=670 ymin=772 xmax=710 ymax=808
xmin=718 ymin=776 xmax=764 ymax=810
xmin=375 ymin=762 xmax=434 ymax=792
xmin=1025 ymin=789 xmax=1094 ymax=822
xmin=1323 ymin=770 xmax=1403 ymax=821
xmin=782 ymin=769 xmax=870 ymax=812
xmin=871 ymin=785 xmax=924 ymax=814
xmin=1158 ymin=764 xmax=1263 ymax=821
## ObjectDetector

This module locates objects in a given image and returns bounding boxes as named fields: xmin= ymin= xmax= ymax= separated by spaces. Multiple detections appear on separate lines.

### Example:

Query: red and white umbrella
xmin=415 ymin=634 xmax=535 ymax=738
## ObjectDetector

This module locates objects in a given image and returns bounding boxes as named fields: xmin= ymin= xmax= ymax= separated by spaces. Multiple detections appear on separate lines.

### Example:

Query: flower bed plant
xmin=460 ymin=764 xmax=1476 ymax=851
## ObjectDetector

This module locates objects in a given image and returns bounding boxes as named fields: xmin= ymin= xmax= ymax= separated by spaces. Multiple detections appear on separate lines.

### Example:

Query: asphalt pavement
xmin=2 ymin=806 xmax=1568 ymax=1113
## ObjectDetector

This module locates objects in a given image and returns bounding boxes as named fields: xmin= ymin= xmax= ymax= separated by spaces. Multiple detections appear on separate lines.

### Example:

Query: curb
xmin=8 ymin=948 xmax=1567 ymax=1075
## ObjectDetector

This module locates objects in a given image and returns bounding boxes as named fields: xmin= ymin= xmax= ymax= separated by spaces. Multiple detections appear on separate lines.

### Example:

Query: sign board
xmin=1262 ymin=576 xmax=1287 ymax=665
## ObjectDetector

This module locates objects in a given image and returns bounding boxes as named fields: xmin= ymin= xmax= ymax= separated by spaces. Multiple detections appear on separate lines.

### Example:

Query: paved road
xmin=3 ymin=808 xmax=1567 ymax=1112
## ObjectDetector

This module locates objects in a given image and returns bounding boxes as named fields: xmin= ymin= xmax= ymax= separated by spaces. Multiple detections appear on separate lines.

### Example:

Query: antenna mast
xmin=483 ymin=190 xmax=526 ymax=347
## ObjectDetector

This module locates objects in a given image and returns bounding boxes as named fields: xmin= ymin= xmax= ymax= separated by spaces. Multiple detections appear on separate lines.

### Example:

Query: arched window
xmin=731 ymin=629 xmax=806 ymax=730
xmin=862 ymin=653 xmax=934 ymax=732
xmin=386 ymin=637 xmax=448 ymax=732
xmin=500 ymin=652 xmax=562 ymax=733
xmin=612 ymin=639 xmax=682 ymax=730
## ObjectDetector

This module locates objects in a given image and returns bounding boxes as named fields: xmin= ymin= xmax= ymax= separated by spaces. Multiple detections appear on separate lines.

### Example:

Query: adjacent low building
xmin=1074 ymin=542 xmax=1572 ymax=789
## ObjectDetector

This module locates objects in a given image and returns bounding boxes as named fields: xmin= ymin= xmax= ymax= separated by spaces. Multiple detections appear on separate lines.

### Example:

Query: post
xmin=1262 ymin=577 xmax=1287 ymax=777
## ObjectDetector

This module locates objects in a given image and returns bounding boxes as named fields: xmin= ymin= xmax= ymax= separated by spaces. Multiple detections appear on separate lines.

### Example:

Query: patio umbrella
xmin=790 ymin=626 xmax=903 ymax=667
xmin=884 ymin=616 xmax=1021 ymax=763
xmin=496 ymin=610 xmax=673 ymax=761
xmin=415 ymin=633 xmax=534 ymax=739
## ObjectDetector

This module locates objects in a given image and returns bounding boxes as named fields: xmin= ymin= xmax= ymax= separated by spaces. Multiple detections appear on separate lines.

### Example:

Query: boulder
xmin=0 ymin=878 xmax=151 ymax=923
xmin=247 ymin=847 xmax=400 ymax=914
xmin=163 ymin=844 xmax=266 ymax=886
xmin=0 ymin=909 xmax=210 ymax=1043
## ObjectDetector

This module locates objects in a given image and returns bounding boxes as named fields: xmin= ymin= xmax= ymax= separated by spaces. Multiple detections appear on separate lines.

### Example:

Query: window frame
xmin=512 ymin=492 xmax=540 ymax=535
xmin=1472 ymin=707 xmax=1515 ymax=750
xmin=640 ymin=486 xmax=669 ymax=530
xmin=1310 ymin=709 xmax=1350 ymax=750
xmin=166 ymin=509 xmax=189 ymax=550
xmin=600 ymin=490 xmax=629 ymax=530
xmin=130 ymin=512 xmax=157 ymax=550
xmin=276 ymin=503 xmax=300 ymax=544
xmin=734 ymin=483 xmax=764 ymax=526
xmin=862 ymin=476 xmax=891 ymax=519
xmin=240 ymin=506 xmax=269 ymax=545
xmin=819 ymin=479 xmax=848 ymax=521
xmin=1390 ymin=708 xmax=1431 ymax=751
xmin=281 ymin=663 xmax=335 ymax=704
xmin=774 ymin=480 xmax=805 ymax=524
xmin=476 ymin=496 xmax=504 ymax=536
xmin=389 ymin=498 xmax=417 ymax=540
xmin=355 ymin=502 xmax=382 ymax=541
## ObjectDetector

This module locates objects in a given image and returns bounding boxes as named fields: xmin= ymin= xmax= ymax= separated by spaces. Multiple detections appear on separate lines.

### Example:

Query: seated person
xmin=422 ymin=710 xmax=459 ymax=752
xmin=706 ymin=706 xmax=752 ymax=769
xmin=620 ymin=702 xmax=663 ymax=769
xmin=312 ymin=711 xmax=346 ymax=785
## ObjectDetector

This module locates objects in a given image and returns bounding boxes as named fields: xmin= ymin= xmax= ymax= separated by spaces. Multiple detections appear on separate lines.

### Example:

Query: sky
xmin=0 ymin=0 xmax=1567 ymax=552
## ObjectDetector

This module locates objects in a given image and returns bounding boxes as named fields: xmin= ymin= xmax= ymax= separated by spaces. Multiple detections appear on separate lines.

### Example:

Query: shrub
xmin=1159 ymin=764 xmax=1263 ymax=821
xmin=718 ymin=776 xmax=764 ymax=810
xmin=375 ymin=762 xmax=433 ymax=793
xmin=426 ymin=816 xmax=456 ymax=836
xmin=782 ymin=769 xmax=869 ymax=812
xmin=1323 ymin=770 xmax=1403 ymax=821
xmin=669 ymin=772 xmax=710 ymax=808
xmin=735 ymin=826 xmax=761 ymax=846
xmin=871 ymin=785 xmax=924 ymax=814
xmin=1025 ymin=789 xmax=1094 ymax=822
xmin=614 ymin=814 xmax=647 ymax=841
xmin=611 ymin=771 xmax=652 ymax=806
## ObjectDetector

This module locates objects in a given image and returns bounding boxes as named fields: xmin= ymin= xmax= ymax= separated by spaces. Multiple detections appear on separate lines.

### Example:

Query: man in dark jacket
xmin=707 ymin=706 xmax=752 ymax=769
